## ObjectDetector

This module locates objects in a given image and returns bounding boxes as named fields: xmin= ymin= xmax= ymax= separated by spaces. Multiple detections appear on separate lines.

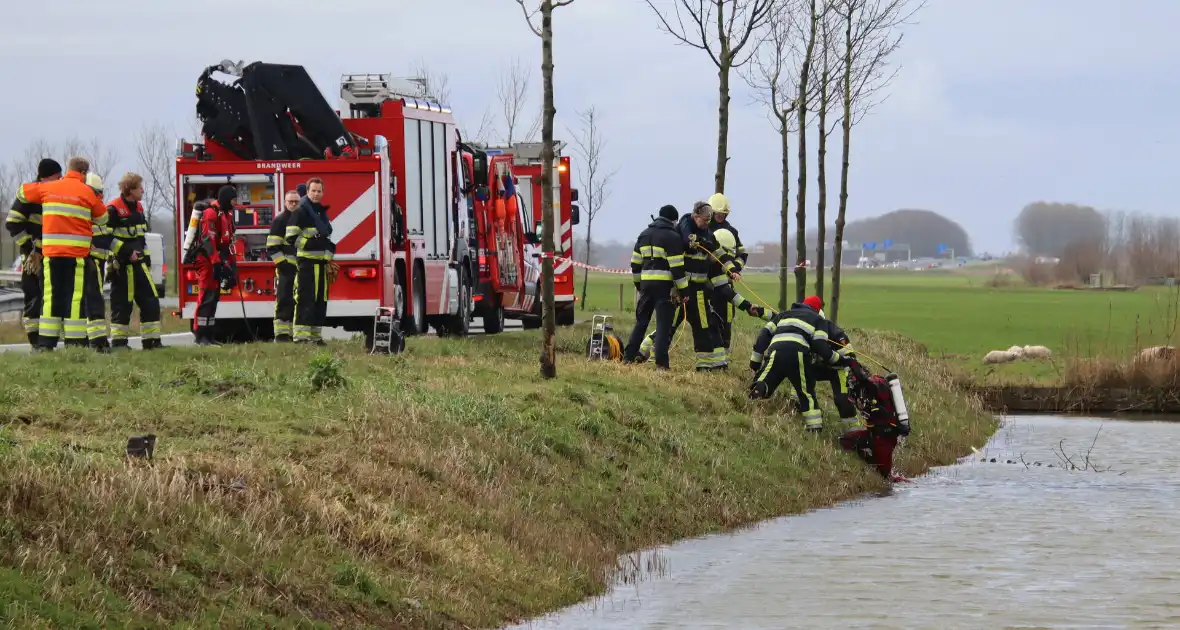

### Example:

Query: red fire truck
xmin=461 ymin=142 xmax=579 ymax=333
xmin=178 ymin=61 xmax=500 ymax=342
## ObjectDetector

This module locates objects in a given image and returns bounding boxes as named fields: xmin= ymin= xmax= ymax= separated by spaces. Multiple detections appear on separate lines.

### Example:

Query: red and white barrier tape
xmin=540 ymin=253 xmax=632 ymax=276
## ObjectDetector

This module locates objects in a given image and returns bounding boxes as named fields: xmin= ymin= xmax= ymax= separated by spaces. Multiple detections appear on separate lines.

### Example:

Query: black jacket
xmin=5 ymin=184 xmax=42 ymax=256
xmin=107 ymin=196 xmax=149 ymax=264
xmin=288 ymin=196 xmax=336 ymax=260
xmin=709 ymin=217 xmax=748 ymax=271
xmin=267 ymin=209 xmax=297 ymax=264
xmin=630 ymin=216 xmax=688 ymax=294
xmin=750 ymin=302 xmax=840 ymax=370
xmin=678 ymin=214 xmax=735 ymax=291
xmin=818 ymin=318 xmax=855 ymax=361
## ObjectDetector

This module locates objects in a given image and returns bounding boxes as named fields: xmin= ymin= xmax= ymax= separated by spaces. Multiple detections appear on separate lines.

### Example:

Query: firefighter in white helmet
xmin=708 ymin=197 xmax=751 ymax=363
xmin=83 ymin=172 xmax=112 ymax=351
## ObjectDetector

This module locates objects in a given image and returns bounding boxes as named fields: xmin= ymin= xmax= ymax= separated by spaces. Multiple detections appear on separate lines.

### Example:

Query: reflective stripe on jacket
xmin=18 ymin=172 xmax=108 ymax=258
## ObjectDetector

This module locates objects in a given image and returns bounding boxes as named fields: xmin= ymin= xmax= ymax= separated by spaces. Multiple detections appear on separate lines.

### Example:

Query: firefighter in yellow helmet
xmin=708 ymin=193 xmax=747 ymax=271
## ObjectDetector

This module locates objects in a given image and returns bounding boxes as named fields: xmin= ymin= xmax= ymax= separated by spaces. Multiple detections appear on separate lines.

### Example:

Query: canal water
xmin=508 ymin=415 xmax=1180 ymax=629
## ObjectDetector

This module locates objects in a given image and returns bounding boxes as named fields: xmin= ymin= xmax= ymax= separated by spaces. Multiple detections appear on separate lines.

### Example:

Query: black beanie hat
xmin=36 ymin=158 xmax=62 ymax=180
xmin=296 ymin=184 xmax=307 ymax=198
xmin=216 ymin=185 xmax=237 ymax=208
xmin=658 ymin=205 xmax=678 ymax=221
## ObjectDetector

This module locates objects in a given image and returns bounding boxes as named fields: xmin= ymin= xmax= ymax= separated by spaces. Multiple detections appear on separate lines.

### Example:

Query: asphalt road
xmin=0 ymin=315 xmax=526 ymax=354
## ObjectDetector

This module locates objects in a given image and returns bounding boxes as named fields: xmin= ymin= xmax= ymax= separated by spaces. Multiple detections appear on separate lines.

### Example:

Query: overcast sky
xmin=6 ymin=0 xmax=1179 ymax=254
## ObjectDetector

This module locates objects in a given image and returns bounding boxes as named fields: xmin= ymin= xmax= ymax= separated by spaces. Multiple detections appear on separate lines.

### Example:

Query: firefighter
xmin=267 ymin=190 xmax=300 ymax=342
xmin=107 ymin=172 xmax=163 ymax=350
xmin=82 ymin=173 xmax=112 ymax=351
xmin=748 ymin=294 xmax=847 ymax=431
xmin=707 ymin=193 xmax=747 ymax=272
xmin=6 ymin=158 xmax=62 ymax=348
xmin=622 ymin=204 xmax=689 ymax=369
xmin=673 ymin=200 xmax=737 ymax=371
xmin=636 ymin=226 xmax=768 ymax=367
xmin=812 ymin=310 xmax=859 ymax=428
xmin=709 ymin=227 xmax=767 ymax=363
xmin=16 ymin=157 xmax=109 ymax=351
xmin=192 ymin=186 xmax=237 ymax=346
xmin=287 ymin=177 xmax=334 ymax=345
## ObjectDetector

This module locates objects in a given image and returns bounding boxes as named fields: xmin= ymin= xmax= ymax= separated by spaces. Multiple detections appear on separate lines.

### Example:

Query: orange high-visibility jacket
xmin=17 ymin=171 xmax=108 ymax=258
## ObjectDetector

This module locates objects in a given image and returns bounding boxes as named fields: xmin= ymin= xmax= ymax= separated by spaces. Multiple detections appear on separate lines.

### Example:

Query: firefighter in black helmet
xmin=623 ymin=204 xmax=689 ymax=369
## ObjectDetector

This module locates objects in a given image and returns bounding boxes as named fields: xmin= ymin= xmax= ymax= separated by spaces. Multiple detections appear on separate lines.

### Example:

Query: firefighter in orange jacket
xmin=16 ymin=157 xmax=109 ymax=351
xmin=107 ymin=173 xmax=164 ymax=350
xmin=192 ymin=185 xmax=237 ymax=346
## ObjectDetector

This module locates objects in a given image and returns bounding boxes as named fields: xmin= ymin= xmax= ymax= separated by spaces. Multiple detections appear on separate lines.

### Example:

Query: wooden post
xmin=618 ymin=283 xmax=624 ymax=311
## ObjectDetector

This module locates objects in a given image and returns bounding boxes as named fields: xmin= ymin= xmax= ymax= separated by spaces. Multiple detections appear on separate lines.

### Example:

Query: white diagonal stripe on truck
xmin=330 ymin=184 xmax=378 ymax=253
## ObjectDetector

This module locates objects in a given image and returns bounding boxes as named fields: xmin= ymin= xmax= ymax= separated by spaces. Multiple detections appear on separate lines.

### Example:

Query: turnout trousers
xmin=192 ymin=255 xmax=220 ymax=341
xmin=624 ymin=289 xmax=676 ymax=368
xmin=79 ymin=257 xmax=109 ymax=348
xmin=638 ymin=289 xmax=726 ymax=370
xmin=709 ymin=293 xmax=737 ymax=363
xmin=751 ymin=342 xmax=824 ymax=430
xmin=39 ymin=256 xmax=102 ymax=350
xmin=20 ymin=259 xmax=42 ymax=346
xmin=294 ymin=258 xmax=328 ymax=343
xmin=110 ymin=260 xmax=162 ymax=347
xmin=812 ymin=363 xmax=857 ymax=422
xmin=273 ymin=261 xmax=297 ymax=340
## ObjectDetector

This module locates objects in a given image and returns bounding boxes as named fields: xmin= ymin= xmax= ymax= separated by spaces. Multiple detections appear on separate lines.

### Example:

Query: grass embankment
xmin=0 ymin=323 xmax=993 ymax=628
xmin=576 ymin=268 xmax=1180 ymax=386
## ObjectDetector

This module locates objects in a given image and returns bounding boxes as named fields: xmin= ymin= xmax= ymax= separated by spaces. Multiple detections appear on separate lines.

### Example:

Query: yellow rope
xmin=698 ymin=244 xmax=893 ymax=372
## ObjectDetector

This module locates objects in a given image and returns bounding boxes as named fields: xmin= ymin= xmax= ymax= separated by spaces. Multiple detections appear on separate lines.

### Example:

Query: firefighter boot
xmin=142 ymin=339 xmax=165 ymax=350
xmin=26 ymin=331 xmax=38 ymax=349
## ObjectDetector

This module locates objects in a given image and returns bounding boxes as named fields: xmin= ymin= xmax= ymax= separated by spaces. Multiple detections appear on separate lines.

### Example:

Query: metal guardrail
xmin=0 ymin=270 xmax=20 ymax=283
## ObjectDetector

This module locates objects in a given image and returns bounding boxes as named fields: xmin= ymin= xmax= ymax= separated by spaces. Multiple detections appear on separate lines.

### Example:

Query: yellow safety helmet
xmin=714 ymin=228 xmax=736 ymax=252
xmin=708 ymin=192 xmax=730 ymax=214
xmin=85 ymin=172 xmax=104 ymax=194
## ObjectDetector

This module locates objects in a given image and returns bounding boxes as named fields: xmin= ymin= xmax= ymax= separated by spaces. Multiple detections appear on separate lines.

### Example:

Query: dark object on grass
xmin=126 ymin=434 xmax=157 ymax=460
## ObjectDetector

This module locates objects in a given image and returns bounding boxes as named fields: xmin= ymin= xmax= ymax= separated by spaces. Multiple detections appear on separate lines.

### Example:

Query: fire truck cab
xmin=460 ymin=141 xmax=579 ymax=333
xmin=177 ymin=61 xmax=477 ymax=342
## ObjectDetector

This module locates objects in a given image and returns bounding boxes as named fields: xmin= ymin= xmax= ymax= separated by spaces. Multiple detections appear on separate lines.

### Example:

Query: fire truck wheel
xmin=522 ymin=317 xmax=542 ymax=330
xmin=484 ymin=301 xmax=505 ymax=334
xmin=409 ymin=265 xmax=427 ymax=335
xmin=443 ymin=266 xmax=472 ymax=337
xmin=557 ymin=308 xmax=574 ymax=327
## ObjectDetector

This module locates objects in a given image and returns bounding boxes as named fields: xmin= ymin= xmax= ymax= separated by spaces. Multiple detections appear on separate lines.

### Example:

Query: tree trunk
xmin=815 ymin=62 xmax=830 ymax=300
xmin=777 ymin=118 xmax=791 ymax=310
xmin=830 ymin=4 xmax=854 ymax=325
xmin=794 ymin=0 xmax=818 ymax=303
xmin=715 ymin=61 xmax=731 ymax=194
xmin=580 ymin=214 xmax=592 ymax=310
xmin=539 ymin=0 xmax=558 ymax=379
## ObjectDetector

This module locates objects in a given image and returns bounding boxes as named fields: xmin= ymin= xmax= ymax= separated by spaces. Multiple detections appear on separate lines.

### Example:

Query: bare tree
xmin=643 ymin=0 xmax=777 ymax=193
xmin=794 ymin=0 xmax=821 ymax=302
xmin=567 ymin=106 xmax=616 ymax=310
xmin=515 ymin=0 xmax=577 ymax=379
xmin=829 ymin=0 xmax=919 ymax=323
xmin=135 ymin=123 xmax=179 ymax=231
xmin=77 ymin=137 xmax=120 ymax=182
xmin=409 ymin=58 xmax=453 ymax=104
xmin=0 ymin=161 xmax=18 ymax=267
xmin=744 ymin=0 xmax=804 ymax=309
xmin=497 ymin=57 xmax=539 ymax=144
xmin=813 ymin=1 xmax=841 ymax=299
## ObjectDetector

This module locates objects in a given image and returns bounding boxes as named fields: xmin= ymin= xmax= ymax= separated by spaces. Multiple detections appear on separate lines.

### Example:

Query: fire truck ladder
xmin=371 ymin=306 xmax=405 ymax=355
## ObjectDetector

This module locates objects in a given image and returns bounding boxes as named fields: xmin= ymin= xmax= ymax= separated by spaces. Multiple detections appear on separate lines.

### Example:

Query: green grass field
xmin=575 ymin=268 xmax=1180 ymax=385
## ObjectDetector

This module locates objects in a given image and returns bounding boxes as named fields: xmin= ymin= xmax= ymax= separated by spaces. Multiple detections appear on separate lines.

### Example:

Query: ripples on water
xmin=508 ymin=415 xmax=1180 ymax=630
